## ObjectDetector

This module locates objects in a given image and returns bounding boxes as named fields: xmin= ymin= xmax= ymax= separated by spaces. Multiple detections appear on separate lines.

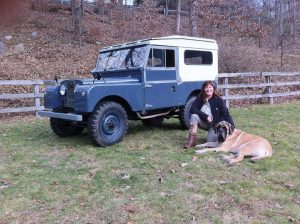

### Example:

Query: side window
xmin=147 ymin=48 xmax=175 ymax=68
xmin=184 ymin=50 xmax=213 ymax=65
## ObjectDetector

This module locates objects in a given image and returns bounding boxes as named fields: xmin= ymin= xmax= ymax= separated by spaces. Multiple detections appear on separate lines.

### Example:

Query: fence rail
xmin=0 ymin=72 xmax=300 ymax=114
xmin=0 ymin=80 xmax=45 ymax=114
xmin=218 ymin=72 xmax=300 ymax=108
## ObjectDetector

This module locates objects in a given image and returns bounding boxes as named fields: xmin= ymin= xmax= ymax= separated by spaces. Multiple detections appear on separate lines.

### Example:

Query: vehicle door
xmin=144 ymin=48 xmax=178 ymax=110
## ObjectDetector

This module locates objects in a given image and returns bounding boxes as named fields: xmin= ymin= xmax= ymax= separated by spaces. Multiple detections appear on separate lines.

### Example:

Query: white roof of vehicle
xmin=101 ymin=35 xmax=218 ymax=52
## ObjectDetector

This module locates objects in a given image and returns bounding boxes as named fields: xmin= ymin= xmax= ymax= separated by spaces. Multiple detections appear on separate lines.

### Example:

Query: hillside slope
xmin=0 ymin=1 xmax=300 ymax=81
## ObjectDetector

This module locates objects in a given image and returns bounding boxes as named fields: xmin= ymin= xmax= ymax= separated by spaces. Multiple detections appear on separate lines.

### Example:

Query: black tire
xmin=50 ymin=118 xmax=84 ymax=137
xmin=141 ymin=116 xmax=164 ymax=126
xmin=179 ymin=96 xmax=197 ymax=130
xmin=88 ymin=101 xmax=128 ymax=147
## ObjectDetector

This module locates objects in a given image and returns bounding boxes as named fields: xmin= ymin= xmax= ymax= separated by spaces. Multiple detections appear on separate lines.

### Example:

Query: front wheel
xmin=88 ymin=101 xmax=128 ymax=147
xmin=179 ymin=96 xmax=196 ymax=130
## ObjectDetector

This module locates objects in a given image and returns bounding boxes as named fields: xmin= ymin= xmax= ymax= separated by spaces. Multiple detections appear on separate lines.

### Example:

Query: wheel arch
xmin=95 ymin=95 xmax=133 ymax=117
xmin=185 ymin=90 xmax=200 ymax=103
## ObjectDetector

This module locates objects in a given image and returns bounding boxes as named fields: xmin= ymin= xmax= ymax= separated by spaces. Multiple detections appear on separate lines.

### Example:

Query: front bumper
xmin=37 ymin=111 xmax=83 ymax=121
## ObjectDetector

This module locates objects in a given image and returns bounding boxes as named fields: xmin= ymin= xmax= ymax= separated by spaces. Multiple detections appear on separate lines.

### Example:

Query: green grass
xmin=0 ymin=102 xmax=300 ymax=223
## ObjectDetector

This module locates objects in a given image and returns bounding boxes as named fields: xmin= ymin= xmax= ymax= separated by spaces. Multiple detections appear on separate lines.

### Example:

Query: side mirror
xmin=91 ymin=69 xmax=101 ymax=80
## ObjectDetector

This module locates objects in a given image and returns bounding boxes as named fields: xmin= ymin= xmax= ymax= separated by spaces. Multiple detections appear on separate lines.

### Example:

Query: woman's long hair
xmin=199 ymin=81 xmax=220 ymax=102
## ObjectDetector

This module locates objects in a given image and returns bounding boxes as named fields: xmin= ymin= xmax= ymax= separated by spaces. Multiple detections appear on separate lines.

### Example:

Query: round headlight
xmin=59 ymin=85 xmax=66 ymax=95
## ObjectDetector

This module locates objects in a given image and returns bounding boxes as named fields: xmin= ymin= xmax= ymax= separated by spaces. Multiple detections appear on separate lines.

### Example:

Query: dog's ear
xmin=214 ymin=122 xmax=221 ymax=134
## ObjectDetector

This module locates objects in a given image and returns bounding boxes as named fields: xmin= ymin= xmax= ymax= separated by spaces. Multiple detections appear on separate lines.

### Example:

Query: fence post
xmin=224 ymin=77 xmax=230 ymax=108
xmin=265 ymin=75 xmax=273 ymax=105
xmin=34 ymin=83 xmax=41 ymax=115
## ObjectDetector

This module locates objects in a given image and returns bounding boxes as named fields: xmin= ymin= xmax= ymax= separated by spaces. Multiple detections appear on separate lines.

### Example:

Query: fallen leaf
xmin=293 ymin=198 xmax=300 ymax=205
xmin=274 ymin=203 xmax=283 ymax=209
xmin=124 ymin=204 xmax=139 ymax=213
xmin=52 ymin=181 xmax=59 ymax=185
xmin=0 ymin=179 xmax=10 ymax=185
xmin=220 ymin=180 xmax=227 ymax=185
xmin=121 ymin=174 xmax=130 ymax=180
xmin=287 ymin=216 xmax=296 ymax=222
xmin=180 ymin=163 xmax=188 ymax=167
xmin=122 ymin=185 xmax=130 ymax=191
xmin=192 ymin=216 xmax=197 ymax=224
xmin=284 ymin=183 xmax=295 ymax=190
xmin=264 ymin=179 xmax=271 ymax=184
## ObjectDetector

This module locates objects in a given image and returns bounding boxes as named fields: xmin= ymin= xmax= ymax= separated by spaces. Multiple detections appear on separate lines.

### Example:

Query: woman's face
xmin=204 ymin=84 xmax=214 ymax=98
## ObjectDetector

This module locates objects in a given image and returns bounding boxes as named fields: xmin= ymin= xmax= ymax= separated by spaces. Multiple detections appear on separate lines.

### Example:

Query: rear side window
xmin=184 ymin=50 xmax=213 ymax=65
xmin=147 ymin=49 xmax=175 ymax=68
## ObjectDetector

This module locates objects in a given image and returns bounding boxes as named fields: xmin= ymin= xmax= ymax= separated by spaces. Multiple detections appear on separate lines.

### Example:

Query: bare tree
xmin=189 ymin=0 xmax=198 ymax=36
xmin=71 ymin=0 xmax=83 ymax=40
xmin=176 ymin=0 xmax=181 ymax=33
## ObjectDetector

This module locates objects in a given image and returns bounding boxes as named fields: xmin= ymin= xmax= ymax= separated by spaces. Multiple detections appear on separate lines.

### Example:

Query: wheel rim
xmin=100 ymin=112 xmax=120 ymax=136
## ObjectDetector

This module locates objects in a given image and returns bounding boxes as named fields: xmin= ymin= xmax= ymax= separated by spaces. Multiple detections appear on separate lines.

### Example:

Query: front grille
xmin=64 ymin=81 xmax=76 ymax=108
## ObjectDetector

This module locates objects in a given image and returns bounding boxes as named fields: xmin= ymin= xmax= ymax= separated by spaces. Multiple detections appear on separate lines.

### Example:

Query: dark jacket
xmin=190 ymin=96 xmax=235 ymax=127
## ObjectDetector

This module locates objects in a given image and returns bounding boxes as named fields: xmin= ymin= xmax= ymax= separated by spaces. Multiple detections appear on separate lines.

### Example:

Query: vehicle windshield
xmin=96 ymin=45 xmax=147 ymax=71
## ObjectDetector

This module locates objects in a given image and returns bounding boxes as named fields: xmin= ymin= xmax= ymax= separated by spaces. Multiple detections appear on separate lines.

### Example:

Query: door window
xmin=147 ymin=49 xmax=175 ymax=68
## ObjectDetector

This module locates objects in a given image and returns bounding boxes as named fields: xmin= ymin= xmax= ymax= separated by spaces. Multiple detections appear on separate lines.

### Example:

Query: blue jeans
xmin=190 ymin=114 xmax=217 ymax=143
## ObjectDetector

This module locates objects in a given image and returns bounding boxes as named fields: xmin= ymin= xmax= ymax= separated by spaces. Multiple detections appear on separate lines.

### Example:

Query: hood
xmin=61 ymin=77 xmax=139 ymax=86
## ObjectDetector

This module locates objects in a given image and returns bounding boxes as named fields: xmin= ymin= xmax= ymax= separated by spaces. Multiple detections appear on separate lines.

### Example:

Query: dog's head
xmin=215 ymin=121 xmax=234 ymax=142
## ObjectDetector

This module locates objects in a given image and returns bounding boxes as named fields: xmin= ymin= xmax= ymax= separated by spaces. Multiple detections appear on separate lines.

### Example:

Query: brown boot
xmin=183 ymin=133 xmax=197 ymax=149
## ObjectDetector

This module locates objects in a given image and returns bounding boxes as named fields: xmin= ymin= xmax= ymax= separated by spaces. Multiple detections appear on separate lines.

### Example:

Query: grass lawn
xmin=0 ymin=102 xmax=299 ymax=223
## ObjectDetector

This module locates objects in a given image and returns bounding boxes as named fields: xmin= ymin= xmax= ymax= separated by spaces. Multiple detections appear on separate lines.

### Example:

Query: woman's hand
xmin=207 ymin=116 xmax=213 ymax=123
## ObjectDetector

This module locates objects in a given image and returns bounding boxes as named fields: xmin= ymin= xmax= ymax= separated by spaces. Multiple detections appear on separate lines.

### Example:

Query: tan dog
xmin=195 ymin=121 xmax=273 ymax=165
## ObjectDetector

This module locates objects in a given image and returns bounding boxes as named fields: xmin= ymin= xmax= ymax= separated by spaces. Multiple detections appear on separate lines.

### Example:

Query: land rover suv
xmin=38 ymin=35 xmax=218 ymax=147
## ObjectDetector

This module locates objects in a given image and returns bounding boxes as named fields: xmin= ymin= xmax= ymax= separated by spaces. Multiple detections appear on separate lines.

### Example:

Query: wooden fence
xmin=218 ymin=72 xmax=300 ymax=108
xmin=0 ymin=80 xmax=45 ymax=114
xmin=0 ymin=72 xmax=300 ymax=114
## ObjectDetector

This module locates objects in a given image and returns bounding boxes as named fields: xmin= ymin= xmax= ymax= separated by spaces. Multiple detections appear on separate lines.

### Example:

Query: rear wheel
xmin=50 ymin=118 xmax=84 ymax=137
xmin=179 ymin=96 xmax=196 ymax=130
xmin=88 ymin=101 xmax=128 ymax=147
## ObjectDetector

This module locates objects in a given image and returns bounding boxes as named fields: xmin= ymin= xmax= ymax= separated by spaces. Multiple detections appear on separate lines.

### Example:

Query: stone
xmin=32 ymin=32 xmax=38 ymax=38
xmin=14 ymin=43 xmax=25 ymax=53
xmin=4 ymin=35 xmax=12 ymax=41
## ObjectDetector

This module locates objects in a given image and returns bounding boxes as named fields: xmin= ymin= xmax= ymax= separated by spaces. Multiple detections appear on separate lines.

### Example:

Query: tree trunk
xmin=72 ymin=0 xmax=83 ymax=39
xmin=176 ymin=0 xmax=181 ymax=34
xmin=275 ymin=0 xmax=283 ymax=48
xmin=278 ymin=0 xmax=284 ymax=66
xmin=189 ymin=0 xmax=198 ymax=37
xmin=165 ymin=0 xmax=169 ymax=15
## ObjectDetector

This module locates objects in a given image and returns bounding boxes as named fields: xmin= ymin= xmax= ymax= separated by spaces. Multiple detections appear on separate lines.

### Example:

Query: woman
xmin=183 ymin=81 xmax=235 ymax=149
